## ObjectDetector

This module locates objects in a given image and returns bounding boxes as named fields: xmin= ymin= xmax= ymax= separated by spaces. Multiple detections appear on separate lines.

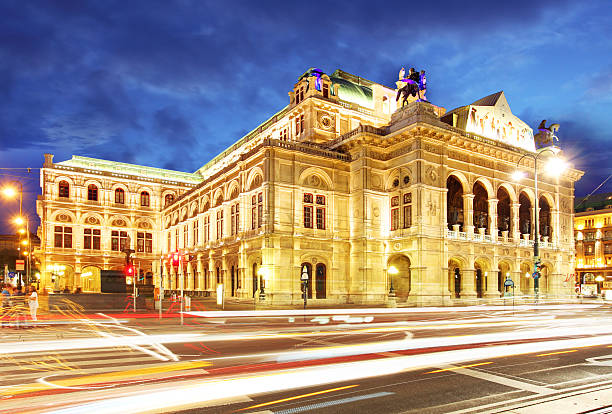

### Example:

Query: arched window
xmin=164 ymin=194 xmax=174 ymax=207
xmin=315 ymin=263 xmax=326 ymax=299
xmin=59 ymin=181 xmax=70 ymax=198
xmin=87 ymin=184 xmax=98 ymax=201
xmin=140 ymin=191 xmax=150 ymax=207
xmin=115 ymin=188 xmax=125 ymax=204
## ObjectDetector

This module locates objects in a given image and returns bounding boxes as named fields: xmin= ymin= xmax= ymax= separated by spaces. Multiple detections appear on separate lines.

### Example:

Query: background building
xmin=574 ymin=192 xmax=612 ymax=295
xmin=37 ymin=68 xmax=583 ymax=305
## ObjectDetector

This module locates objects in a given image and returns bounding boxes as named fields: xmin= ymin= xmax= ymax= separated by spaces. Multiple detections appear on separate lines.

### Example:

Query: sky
xmin=0 ymin=0 xmax=611 ymax=233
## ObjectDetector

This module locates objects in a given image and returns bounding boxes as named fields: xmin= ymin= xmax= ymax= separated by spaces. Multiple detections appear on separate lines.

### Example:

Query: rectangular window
xmin=217 ymin=210 xmax=223 ymax=239
xmin=295 ymin=114 xmax=304 ymax=136
xmin=111 ymin=230 xmax=119 ymax=251
xmin=403 ymin=193 xmax=412 ymax=229
xmin=193 ymin=219 xmax=199 ymax=246
xmin=316 ymin=207 xmax=325 ymax=230
xmin=323 ymin=83 xmax=329 ymax=98
xmin=281 ymin=128 xmax=288 ymax=141
xmin=204 ymin=216 xmax=210 ymax=242
xmin=183 ymin=225 xmax=188 ymax=248
xmin=137 ymin=232 xmax=153 ymax=253
xmin=304 ymin=206 xmax=313 ymax=228
xmin=119 ymin=231 xmax=128 ymax=251
xmin=137 ymin=232 xmax=144 ymax=253
xmin=251 ymin=195 xmax=257 ymax=230
xmin=167 ymin=232 xmax=171 ymax=251
xmin=391 ymin=208 xmax=399 ymax=231
xmin=54 ymin=226 xmax=72 ymax=248
xmin=145 ymin=233 xmax=152 ymax=253
xmin=257 ymin=193 xmax=263 ymax=228
xmin=403 ymin=205 xmax=412 ymax=228
xmin=84 ymin=228 xmax=100 ymax=250
xmin=92 ymin=229 xmax=100 ymax=250
xmin=84 ymin=228 xmax=92 ymax=249
xmin=231 ymin=204 xmax=239 ymax=235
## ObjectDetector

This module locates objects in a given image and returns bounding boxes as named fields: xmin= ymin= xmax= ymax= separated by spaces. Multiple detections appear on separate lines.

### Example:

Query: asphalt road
xmin=1 ymin=304 xmax=612 ymax=413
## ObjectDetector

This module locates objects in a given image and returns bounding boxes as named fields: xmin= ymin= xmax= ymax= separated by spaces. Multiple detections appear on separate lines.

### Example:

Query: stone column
xmin=511 ymin=203 xmax=521 ymax=241
xmin=461 ymin=268 xmax=477 ymax=298
xmin=463 ymin=194 xmax=475 ymax=236
xmin=488 ymin=198 xmax=498 ymax=241
xmin=197 ymin=257 xmax=204 ymax=291
xmin=551 ymin=208 xmax=560 ymax=246
xmin=485 ymin=269 xmax=500 ymax=298
xmin=186 ymin=262 xmax=193 ymax=291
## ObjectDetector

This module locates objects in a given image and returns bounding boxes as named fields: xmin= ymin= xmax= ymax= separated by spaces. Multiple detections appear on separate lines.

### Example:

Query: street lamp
xmin=514 ymin=147 xmax=566 ymax=298
xmin=3 ymin=181 xmax=30 ymax=288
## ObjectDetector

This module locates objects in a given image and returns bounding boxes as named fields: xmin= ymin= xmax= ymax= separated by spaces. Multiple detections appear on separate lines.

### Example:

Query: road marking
xmin=425 ymin=362 xmax=493 ymax=374
xmin=536 ymin=349 xmax=577 ymax=357
xmin=273 ymin=392 xmax=393 ymax=414
xmin=1 ymin=360 xmax=211 ymax=396
xmin=237 ymin=384 xmax=359 ymax=411
xmin=450 ymin=366 xmax=556 ymax=395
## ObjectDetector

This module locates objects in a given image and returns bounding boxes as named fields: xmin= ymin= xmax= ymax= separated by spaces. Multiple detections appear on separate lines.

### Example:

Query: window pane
xmin=304 ymin=193 xmax=313 ymax=203
xmin=64 ymin=234 xmax=72 ymax=248
xmin=316 ymin=195 xmax=325 ymax=205
xmin=304 ymin=206 xmax=313 ymax=228
xmin=316 ymin=207 xmax=325 ymax=229
xmin=403 ymin=205 xmax=412 ymax=228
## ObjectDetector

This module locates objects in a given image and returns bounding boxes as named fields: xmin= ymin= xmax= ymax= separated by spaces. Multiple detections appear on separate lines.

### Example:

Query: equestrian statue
xmin=396 ymin=67 xmax=427 ymax=107
xmin=534 ymin=120 xmax=560 ymax=148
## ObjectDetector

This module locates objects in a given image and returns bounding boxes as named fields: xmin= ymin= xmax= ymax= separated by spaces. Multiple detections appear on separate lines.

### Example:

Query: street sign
xmin=15 ymin=260 xmax=25 ymax=271
xmin=8 ymin=271 xmax=16 ymax=279
xmin=504 ymin=276 xmax=514 ymax=287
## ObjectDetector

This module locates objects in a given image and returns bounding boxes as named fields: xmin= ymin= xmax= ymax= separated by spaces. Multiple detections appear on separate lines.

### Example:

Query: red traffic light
xmin=172 ymin=252 xmax=180 ymax=267
xmin=124 ymin=264 xmax=135 ymax=276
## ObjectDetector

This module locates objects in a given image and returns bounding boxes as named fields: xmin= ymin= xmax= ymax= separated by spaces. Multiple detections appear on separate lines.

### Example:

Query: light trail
xmin=185 ymin=304 xmax=603 ymax=318
xmin=41 ymin=333 xmax=612 ymax=414
xmin=236 ymin=384 xmax=359 ymax=411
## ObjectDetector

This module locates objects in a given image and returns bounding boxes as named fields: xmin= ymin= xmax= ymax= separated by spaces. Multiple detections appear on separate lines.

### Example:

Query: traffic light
xmin=124 ymin=264 xmax=135 ymax=277
xmin=172 ymin=252 xmax=180 ymax=267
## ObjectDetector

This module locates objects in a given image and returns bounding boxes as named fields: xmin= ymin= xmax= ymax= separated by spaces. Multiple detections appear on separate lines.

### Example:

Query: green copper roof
xmin=330 ymin=69 xmax=373 ymax=109
xmin=57 ymin=156 xmax=203 ymax=184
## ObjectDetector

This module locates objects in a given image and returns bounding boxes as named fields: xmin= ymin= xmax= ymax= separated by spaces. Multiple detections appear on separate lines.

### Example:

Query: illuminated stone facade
xmin=574 ymin=193 xmax=612 ymax=294
xmin=37 ymin=68 xmax=583 ymax=305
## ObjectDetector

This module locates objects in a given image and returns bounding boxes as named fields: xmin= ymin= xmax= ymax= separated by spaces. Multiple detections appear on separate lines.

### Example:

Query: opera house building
xmin=36 ymin=68 xmax=583 ymax=305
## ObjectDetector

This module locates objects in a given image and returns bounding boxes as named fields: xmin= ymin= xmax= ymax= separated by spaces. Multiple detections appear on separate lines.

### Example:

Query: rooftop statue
xmin=396 ymin=67 xmax=427 ymax=107
xmin=534 ymin=120 xmax=560 ymax=148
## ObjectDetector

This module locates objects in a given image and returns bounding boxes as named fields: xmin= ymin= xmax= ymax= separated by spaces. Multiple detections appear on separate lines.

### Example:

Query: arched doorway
xmin=475 ymin=266 xmax=484 ymax=298
xmin=315 ymin=264 xmax=326 ymax=299
xmin=81 ymin=266 xmax=101 ymax=293
xmin=520 ymin=262 xmax=532 ymax=294
xmin=498 ymin=261 xmax=512 ymax=295
xmin=497 ymin=187 xmax=512 ymax=235
xmin=301 ymin=263 xmax=313 ymax=299
xmin=387 ymin=255 xmax=411 ymax=300
xmin=252 ymin=263 xmax=258 ymax=298
xmin=473 ymin=182 xmax=489 ymax=232
xmin=447 ymin=176 xmax=464 ymax=231
xmin=449 ymin=259 xmax=462 ymax=298
xmin=231 ymin=265 xmax=236 ymax=296
xmin=519 ymin=193 xmax=532 ymax=237
xmin=539 ymin=197 xmax=552 ymax=240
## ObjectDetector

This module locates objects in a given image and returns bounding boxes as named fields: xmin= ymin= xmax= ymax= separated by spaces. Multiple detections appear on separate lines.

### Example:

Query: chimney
xmin=43 ymin=153 xmax=54 ymax=167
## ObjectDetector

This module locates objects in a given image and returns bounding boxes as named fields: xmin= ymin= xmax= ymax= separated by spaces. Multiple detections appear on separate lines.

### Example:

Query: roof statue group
xmin=394 ymin=67 xmax=561 ymax=150
xmin=396 ymin=67 xmax=427 ymax=106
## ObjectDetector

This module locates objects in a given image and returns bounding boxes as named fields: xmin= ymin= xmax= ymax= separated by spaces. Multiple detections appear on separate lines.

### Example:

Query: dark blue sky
xmin=1 ymin=0 xmax=611 ymax=233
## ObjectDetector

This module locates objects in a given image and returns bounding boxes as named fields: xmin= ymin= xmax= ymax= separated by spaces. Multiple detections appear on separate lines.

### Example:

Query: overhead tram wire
xmin=575 ymin=172 xmax=612 ymax=211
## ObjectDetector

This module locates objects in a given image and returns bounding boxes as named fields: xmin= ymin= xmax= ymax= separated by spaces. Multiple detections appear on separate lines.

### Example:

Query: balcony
xmin=446 ymin=229 xmax=555 ymax=249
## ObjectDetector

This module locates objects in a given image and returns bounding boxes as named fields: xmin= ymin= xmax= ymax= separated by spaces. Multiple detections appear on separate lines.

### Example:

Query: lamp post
xmin=387 ymin=265 xmax=398 ymax=307
xmin=258 ymin=266 xmax=267 ymax=301
xmin=513 ymin=147 xmax=566 ymax=299
xmin=3 ymin=182 xmax=30 ymax=288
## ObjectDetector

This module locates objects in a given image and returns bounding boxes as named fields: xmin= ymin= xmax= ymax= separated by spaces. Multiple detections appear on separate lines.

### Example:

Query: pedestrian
xmin=28 ymin=286 xmax=39 ymax=323
xmin=13 ymin=286 xmax=25 ymax=329
xmin=1 ymin=284 xmax=10 ymax=328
